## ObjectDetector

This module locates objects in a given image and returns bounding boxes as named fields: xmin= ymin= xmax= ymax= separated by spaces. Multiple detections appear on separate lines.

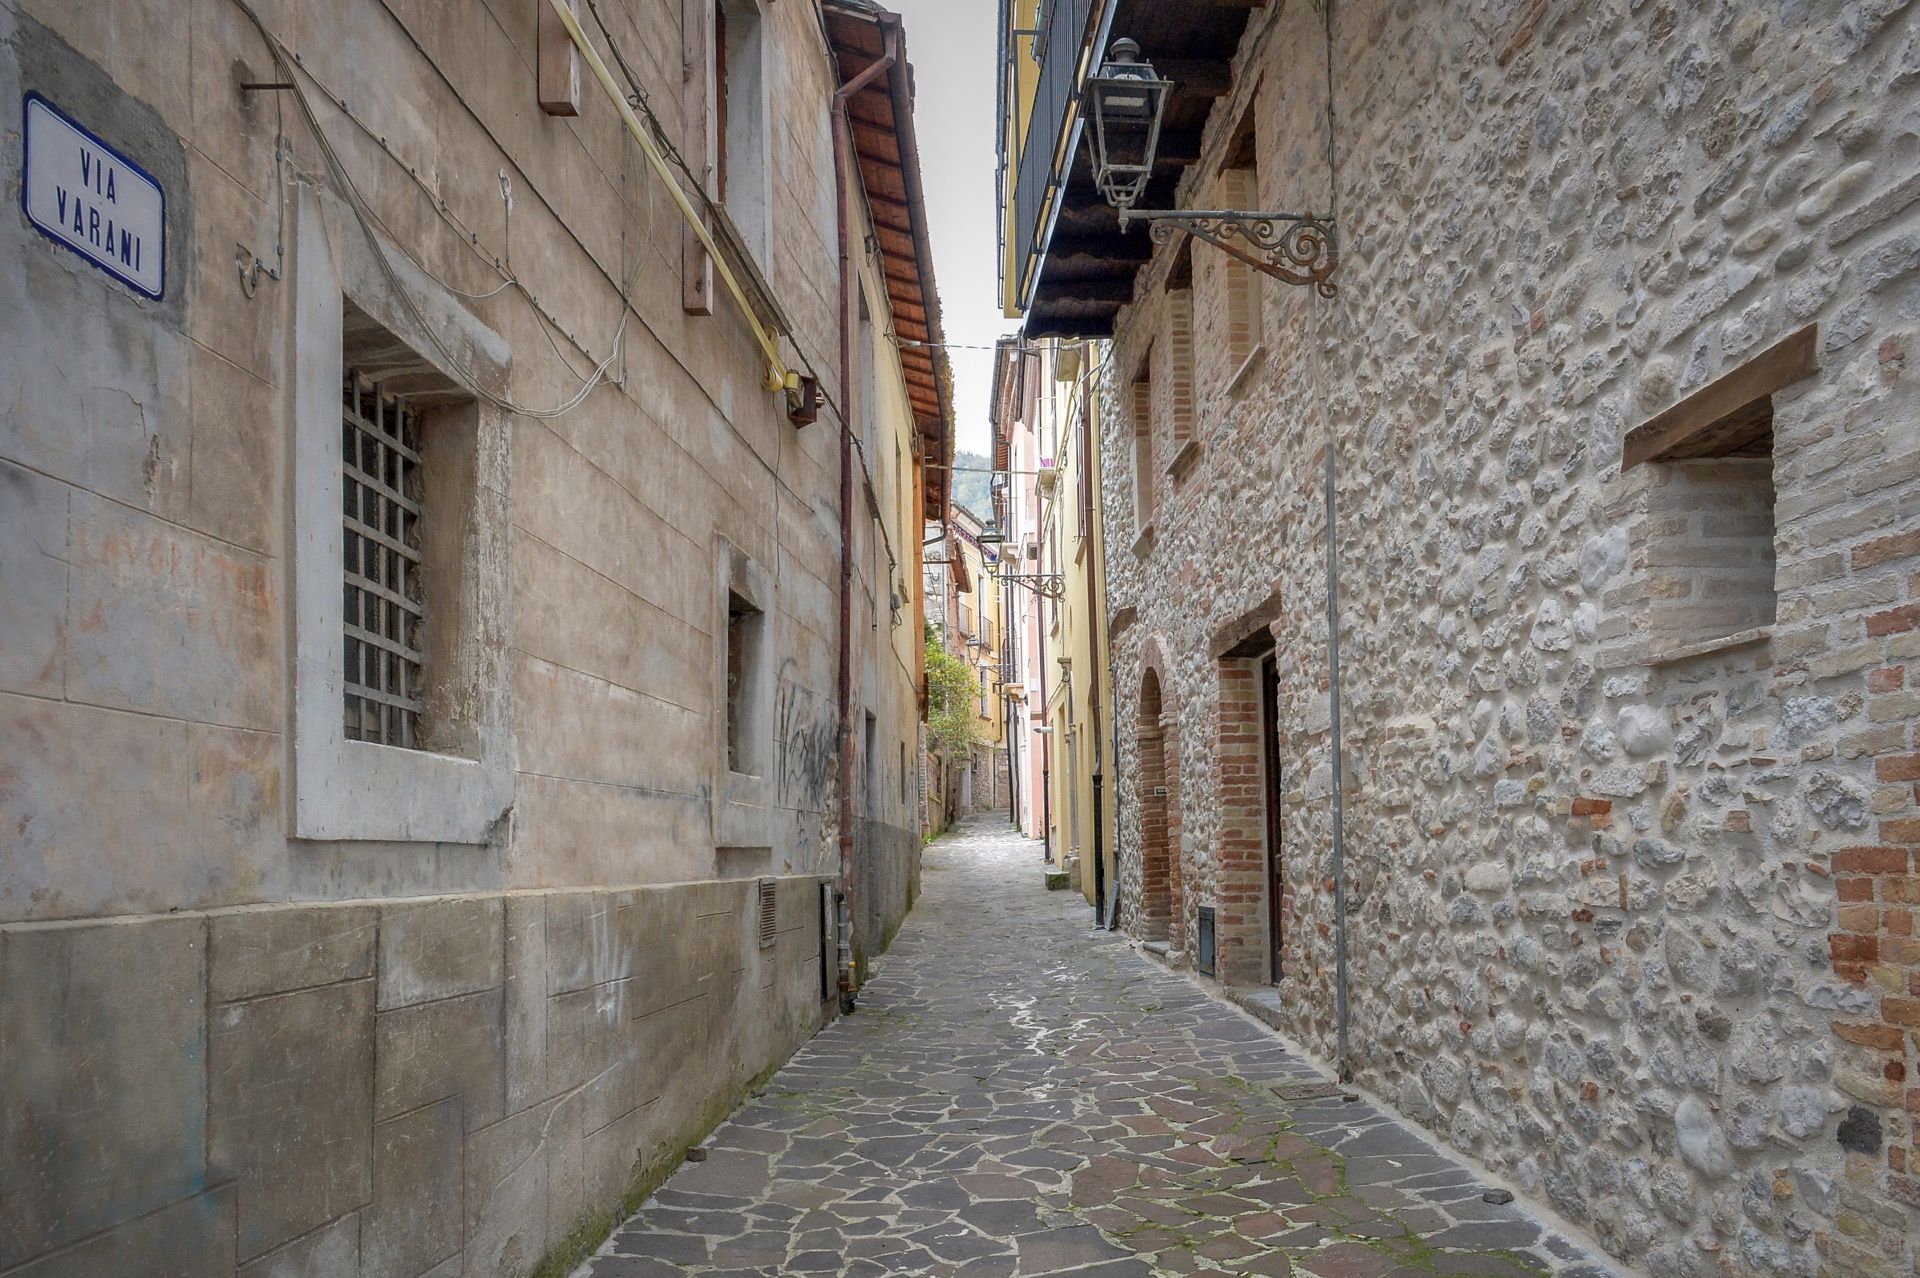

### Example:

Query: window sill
xmin=1130 ymin=524 xmax=1156 ymax=559
xmin=1166 ymin=439 xmax=1204 ymax=485
xmin=1227 ymin=344 xmax=1267 ymax=397
xmin=1649 ymin=625 xmax=1773 ymax=666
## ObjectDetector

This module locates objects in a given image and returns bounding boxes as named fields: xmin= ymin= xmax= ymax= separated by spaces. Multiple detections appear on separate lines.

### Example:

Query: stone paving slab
xmin=580 ymin=819 xmax=1619 ymax=1277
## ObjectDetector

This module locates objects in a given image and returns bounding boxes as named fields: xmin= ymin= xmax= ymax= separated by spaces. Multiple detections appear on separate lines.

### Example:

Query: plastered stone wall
xmin=0 ymin=0 xmax=923 ymax=918
xmin=1101 ymin=2 xmax=1920 ymax=1273
xmin=0 ymin=0 xmax=924 ymax=1272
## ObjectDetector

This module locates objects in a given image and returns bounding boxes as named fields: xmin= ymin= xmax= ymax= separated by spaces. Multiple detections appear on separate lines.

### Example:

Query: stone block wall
xmin=0 ymin=876 xmax=830 ymax=1276
xmin=856 ymin=816 xmax=921 ymax=967
xmin=1099 ymin=1 xmax=1920 ymax=1273
xmin=0 ymin=0 xmax=925 ymax=915
xmin=0 ymin=0 xmax=927 ymax=1273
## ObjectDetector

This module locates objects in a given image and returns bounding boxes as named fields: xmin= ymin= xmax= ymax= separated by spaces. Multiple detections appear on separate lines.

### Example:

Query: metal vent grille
xmin=341 ymin=370 xmax=425 ymax=747
xmin=1196 ymin=905 xmax=1217 ymax=977
xmin=757 ymin=877 xmax=777 ymax=949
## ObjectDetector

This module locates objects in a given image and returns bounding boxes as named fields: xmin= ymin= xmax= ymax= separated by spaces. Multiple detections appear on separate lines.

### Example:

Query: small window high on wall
xmin=1131 ymin=345 xmax=1155 ymax=530
xmin=727 ymin=589 xmax=766 ymax=774
xmin=1218 ymin=96 xmax=1263 ymax=379
xmin=716 ymin=0 xmax=771 ymax=266
xmin=1621 ymin=325 xmax=1816 ymax=662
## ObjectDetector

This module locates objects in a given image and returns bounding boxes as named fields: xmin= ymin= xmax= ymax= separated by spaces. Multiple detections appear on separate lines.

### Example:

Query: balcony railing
xmin=1007 ymin=0 xmax=1100 ymax=312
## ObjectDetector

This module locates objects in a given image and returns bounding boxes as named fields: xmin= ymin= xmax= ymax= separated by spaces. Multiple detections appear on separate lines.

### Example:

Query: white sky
xmin=891 ymin=0 xmax=1019 ymax=456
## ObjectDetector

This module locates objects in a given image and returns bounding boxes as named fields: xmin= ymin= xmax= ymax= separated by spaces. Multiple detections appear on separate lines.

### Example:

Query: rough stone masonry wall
xmin=0 ymin=876 xmax=829 ymax=1277
xmin=1101 ymin=2 xmax=1920 ymax=1274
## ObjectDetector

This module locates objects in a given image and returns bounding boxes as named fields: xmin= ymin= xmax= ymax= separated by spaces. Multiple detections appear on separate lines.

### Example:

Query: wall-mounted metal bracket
xmin=996 ymin=572 xmax=1065 ymax=601
xmin=1120 ymin=209 xmax=1338 ymax=298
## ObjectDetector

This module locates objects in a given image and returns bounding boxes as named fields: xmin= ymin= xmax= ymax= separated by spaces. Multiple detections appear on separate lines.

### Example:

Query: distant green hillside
xmin=950 ymin=450 xmax=992 ymax=521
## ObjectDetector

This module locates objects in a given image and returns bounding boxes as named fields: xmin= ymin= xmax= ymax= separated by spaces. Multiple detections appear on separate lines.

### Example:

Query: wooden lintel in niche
xmin=1621 ymin=324 xmax=1818 ymax=470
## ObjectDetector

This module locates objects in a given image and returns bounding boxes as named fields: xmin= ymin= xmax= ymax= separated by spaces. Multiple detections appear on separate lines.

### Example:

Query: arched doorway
xmin=1136 ymin=667 xmax=1180 ymax=943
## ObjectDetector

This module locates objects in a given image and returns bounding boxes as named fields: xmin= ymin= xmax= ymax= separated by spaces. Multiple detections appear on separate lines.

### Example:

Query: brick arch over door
xmin=1134 ymin=643 xmax=1182 ymax=945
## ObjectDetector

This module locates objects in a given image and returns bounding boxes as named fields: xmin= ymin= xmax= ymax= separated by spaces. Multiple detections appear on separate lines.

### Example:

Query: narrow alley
xmin=10 ymin=4 xmax=1920 ymax=1276
xmin=581 ymin=820 xmax=1615 ymax=1278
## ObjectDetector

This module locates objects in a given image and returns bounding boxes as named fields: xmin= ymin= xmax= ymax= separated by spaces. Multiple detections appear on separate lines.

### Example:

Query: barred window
xmin=726 ymin=589 xmax=765 ymax=773
xmin=341 ymin=371 xmax=426 ymax=747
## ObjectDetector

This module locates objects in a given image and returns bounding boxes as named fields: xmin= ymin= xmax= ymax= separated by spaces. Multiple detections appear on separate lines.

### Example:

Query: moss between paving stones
xmin=1054 ymin=1070 xmax=1551 ymax=1278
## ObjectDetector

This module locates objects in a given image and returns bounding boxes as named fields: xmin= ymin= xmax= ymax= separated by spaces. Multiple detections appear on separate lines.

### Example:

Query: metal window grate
xmin=341 ymin=370 xmax=425 ymax=748
xmin=757 ymin=877 xmax=778 ymax=949
xmin=1196 ymin=905 xmax=1217 ymax=978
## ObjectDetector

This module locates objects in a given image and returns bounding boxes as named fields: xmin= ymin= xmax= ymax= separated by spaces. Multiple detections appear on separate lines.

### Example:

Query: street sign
xmin=22 ymin=93 xmax=165 ymax=299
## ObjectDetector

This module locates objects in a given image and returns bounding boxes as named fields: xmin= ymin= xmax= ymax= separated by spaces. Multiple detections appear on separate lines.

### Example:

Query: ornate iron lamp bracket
xmin=997 ymin=572 xmax=1066 ymax=602
xmin=1119 ymin=209 xmax=1339 ymax=298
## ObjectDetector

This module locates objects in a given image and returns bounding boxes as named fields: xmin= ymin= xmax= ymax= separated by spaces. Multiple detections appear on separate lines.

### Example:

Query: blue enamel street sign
xmin=22 ymin=93 xmax=166 ymax=299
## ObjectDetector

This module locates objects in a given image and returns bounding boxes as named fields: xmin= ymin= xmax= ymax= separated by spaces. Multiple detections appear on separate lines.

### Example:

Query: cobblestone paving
xmin=581 ymin=819 xmax=1617 ymax=1278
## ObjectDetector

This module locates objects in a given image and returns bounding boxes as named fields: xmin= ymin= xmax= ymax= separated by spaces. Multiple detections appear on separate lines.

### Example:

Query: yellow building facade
xmin=990 ymin=336 xmax=1116 ymax=913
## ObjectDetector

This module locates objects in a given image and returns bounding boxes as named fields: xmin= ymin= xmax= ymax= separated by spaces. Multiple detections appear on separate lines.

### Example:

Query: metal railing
xmin=1007 ymin=0 xmax=1100 ymax=311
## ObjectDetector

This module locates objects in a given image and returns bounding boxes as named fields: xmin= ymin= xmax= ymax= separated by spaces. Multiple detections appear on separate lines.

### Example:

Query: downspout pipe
xmin=1320 ymin=0 xmax=1351 ymax=1085
xmin=1325 ymin=434 xmax=1350 ymax=1080
xmin=1089 ymin=667 xmax=1105 ymax=914
xmin=833 ymin=18 xmax=898 ymax=998
xmin=1037 ymin=590 xmax=1052 ymax=861
xmin=1005 ymin=573 xmax=1020 ymax=829
xmin=1082 ymin=392 xmax=1107 ymax=923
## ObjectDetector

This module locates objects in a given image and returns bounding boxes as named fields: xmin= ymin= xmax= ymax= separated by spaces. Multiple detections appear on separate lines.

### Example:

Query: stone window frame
xmin=288 ymin=188 xmax=514 ymax=843
xmin=712 ymin=538 xmax=776 ymax=846
xmin=1618 ymin=324 xmax=1817 ymax=665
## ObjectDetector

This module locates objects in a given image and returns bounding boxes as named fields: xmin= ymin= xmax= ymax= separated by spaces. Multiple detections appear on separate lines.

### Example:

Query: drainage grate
xmin=757 ymin=877 xmax=777 ymax=948
xmin=1271 ymin=1081 xmax=1345 ymax=1101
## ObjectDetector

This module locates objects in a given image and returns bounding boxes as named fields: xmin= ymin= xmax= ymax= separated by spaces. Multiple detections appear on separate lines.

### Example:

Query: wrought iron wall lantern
xmin=1084 ymin=39 xmax=1170 ymax=212
xmin=1084 ymin=39 xmax=1339 ymax=298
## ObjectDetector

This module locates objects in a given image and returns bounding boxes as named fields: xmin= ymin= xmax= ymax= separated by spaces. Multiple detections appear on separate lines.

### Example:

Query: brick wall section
xmin=1214 ymin=660 xmax=1267 ymax=984
xmin=1135 ymin=723 xmax=1173 ymax=942
xmin=1645 ymin=458 xmax=1778 ymax=652
xmin=1134 ymin=661 xmax=1184 ymax=944
xmin=1168 ymin=288 xmax=1196 ymax=446
xmin=1097 ymin=2 xmax=1920 ymax=1272
xmin=1131 ymin=362 xmax=1155 ymax=527
xmin=1219 ymin=168 xmax=1262 ymax=367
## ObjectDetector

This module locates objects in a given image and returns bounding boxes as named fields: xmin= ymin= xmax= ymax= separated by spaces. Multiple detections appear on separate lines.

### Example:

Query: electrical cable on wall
xmin=235 ymin=0 xmax=926 ymax=618
xmin=582 ymin=0 xmax=914 ymax=586
xmin=228 ymin=0 xmax=916 ymax=587
xmin=229 ymin=0 xmax=629 ymax=419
